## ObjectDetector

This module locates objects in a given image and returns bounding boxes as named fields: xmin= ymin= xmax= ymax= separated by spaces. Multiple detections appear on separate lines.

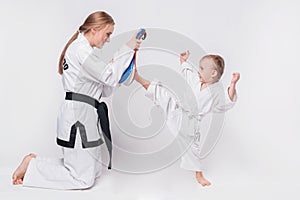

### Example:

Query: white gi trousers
xmin=23 ymin=137 xmax=102 ymax=190
xmin=145 ymin=81 xmax=204 ymax=172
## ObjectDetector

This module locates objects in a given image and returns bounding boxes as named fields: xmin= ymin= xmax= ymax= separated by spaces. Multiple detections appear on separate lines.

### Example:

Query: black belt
xmin=61 ymin=92 xmax=112 ymax=170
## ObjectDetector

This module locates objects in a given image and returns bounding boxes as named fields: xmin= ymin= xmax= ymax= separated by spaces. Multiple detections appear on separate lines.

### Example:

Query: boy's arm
xmin=213 ymin=72 xmax=240 ymax=113
xmin=228 ymin=73 xmax=240 ymax=101
xmin=180 ymin=51 xmax=200 ymax=87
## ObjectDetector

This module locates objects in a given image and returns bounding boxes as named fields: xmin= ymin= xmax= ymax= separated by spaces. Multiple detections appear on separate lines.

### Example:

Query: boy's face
xmin=198 ymin=57 xmax=217 ymax=84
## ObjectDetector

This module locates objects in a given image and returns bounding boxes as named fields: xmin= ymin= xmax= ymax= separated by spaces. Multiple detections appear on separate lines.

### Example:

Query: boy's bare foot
xmin=133 ymin=67 xmax=150 ymax=90
xmin=12 ymin=153 xmax=36 ymax=185
xmin=196 ymin=171 xmax=211 ymax=187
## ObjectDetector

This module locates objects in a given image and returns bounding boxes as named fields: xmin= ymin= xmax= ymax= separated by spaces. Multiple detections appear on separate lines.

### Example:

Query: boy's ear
xmin=211 ymin=69 xmax=218 ymax=78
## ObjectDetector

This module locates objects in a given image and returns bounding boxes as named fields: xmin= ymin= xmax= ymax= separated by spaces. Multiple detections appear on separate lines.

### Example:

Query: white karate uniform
xmin=145 ymin=62 xmax=237 ymax=172
xmin=23 ymin=33 xmax=134 ymax=189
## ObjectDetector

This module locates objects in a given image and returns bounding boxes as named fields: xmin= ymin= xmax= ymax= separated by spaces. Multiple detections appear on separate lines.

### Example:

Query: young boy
xmin=134 ymin=51 xmax=240 ymax=186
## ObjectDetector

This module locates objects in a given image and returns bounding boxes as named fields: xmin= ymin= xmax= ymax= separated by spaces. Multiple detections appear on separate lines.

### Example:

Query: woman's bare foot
xmin=196 ymin=171 xmax=211 ymax=187
xmin=12 ymin=153 xmax=36 ymax=185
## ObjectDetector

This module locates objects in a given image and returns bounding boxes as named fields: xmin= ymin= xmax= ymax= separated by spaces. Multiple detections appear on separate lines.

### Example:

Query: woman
xmin=12 ymin=11 xmax=142 ymax=189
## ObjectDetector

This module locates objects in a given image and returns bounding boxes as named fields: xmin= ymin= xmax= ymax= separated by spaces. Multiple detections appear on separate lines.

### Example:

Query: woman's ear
xmin=90 ymin=28 xmax=97 ymax=35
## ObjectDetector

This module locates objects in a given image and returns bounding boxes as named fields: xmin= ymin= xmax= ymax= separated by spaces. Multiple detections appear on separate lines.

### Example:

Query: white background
xmin=0 ymin=0 xmax=300 ymax=199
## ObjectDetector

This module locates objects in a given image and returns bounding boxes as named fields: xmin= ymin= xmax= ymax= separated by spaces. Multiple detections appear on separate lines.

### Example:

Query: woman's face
xmin=92 ymin=24 xmax=114 ymax=48
xmin=198 ymin=57 xmax=217 ymax=84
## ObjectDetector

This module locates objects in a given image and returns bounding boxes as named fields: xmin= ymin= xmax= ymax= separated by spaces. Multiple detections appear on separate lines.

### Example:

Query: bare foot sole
xmin=12 ymin=153 xmax=36 ymax=185
xmin=196 ymin=171 xmax=211 ymax=187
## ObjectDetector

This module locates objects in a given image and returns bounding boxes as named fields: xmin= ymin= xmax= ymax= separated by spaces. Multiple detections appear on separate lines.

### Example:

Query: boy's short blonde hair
xmin=201 ymin=55 xmax=225 ymax=79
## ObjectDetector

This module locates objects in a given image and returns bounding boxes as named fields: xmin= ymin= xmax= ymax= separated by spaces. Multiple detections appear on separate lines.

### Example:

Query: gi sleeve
xmin=213 ymin=87 xmax=237 ymax=112
xmin=181 ymin=62 xmax=200 ymax=88
xmin=80 ymin=45 xmax=134 ymax=87
xmin=102 ymin=85 xmax=114 ymax=97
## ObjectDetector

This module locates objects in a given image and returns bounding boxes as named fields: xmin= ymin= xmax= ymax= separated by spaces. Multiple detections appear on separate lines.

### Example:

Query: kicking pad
xmin=119 ymin=56 xmax=135 ymax=86
xmin=119 ymin=29 xmax=147 ymax=86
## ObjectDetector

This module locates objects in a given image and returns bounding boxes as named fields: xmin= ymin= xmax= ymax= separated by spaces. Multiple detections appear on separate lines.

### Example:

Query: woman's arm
xmin=81 ymin=31 xmax=142 ymax=87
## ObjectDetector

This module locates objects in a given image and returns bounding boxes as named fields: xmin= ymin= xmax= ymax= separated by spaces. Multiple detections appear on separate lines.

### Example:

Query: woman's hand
xmin=127 ymin=29 xmax=143 ymax=50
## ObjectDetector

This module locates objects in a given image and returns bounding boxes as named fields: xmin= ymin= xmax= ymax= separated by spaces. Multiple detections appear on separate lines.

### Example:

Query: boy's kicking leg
xmin=135 ymin=70 xmax=211 ymax=187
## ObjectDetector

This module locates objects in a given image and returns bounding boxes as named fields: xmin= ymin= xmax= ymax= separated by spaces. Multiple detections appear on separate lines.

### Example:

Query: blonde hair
xmin=201 ymin=54 xmax=225 ymax=79
xmin=58 ymin=11 xmax=115 ymax=74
